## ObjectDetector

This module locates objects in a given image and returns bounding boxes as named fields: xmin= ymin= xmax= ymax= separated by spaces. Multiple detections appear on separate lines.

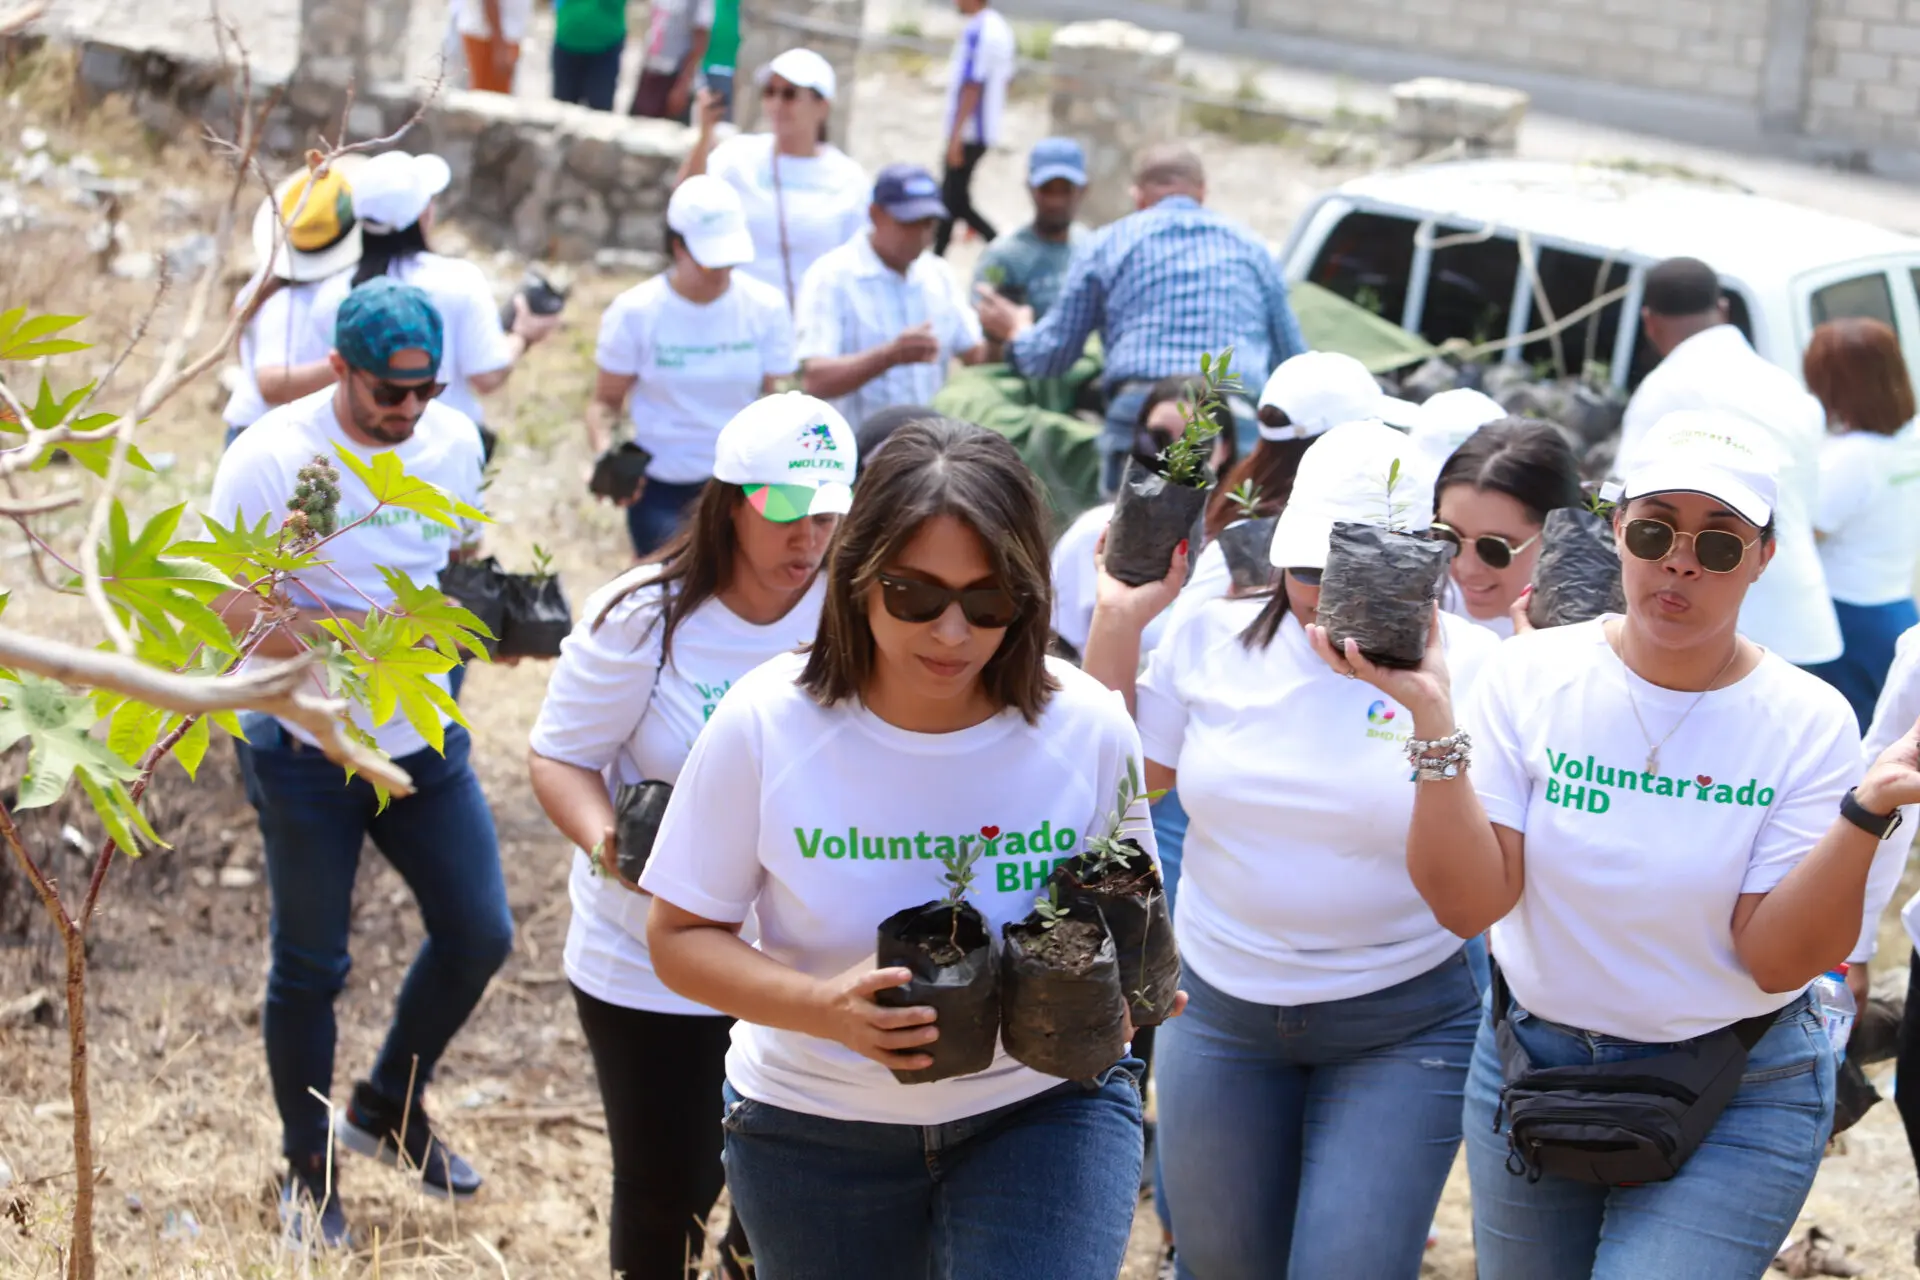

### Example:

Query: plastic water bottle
xmin=1813 ymin=965 xmax=1857 ymax=1062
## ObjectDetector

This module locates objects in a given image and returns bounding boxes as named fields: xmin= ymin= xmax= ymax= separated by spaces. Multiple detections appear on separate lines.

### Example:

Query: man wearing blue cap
xmin=796 ymin=162 xmax=987 ymax=429
xmin=973 ymin=136 xmax=1089 ymax=337
xmin=210 ymin=278 xmax=509 ymax=1248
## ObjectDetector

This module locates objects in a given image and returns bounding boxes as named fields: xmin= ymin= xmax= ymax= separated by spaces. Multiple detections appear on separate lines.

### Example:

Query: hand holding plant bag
xmin=1528 ymin=491 xmax=1625 ymax=629
xmin=874 ymin=838 xmax=1001 ymax=1084
xmin=1104 ymin=350 xmax=1239 ymax=587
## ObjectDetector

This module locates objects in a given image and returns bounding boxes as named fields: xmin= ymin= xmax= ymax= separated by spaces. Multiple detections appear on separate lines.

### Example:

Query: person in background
xmin=854 ymin=402 xmax=936 ymax=477
xmin=457 ymin=0 xmax=528 ymax=94
xmin=632 ymin=0 xmax=713 ymax=122
xmin=977 ymin=144 xmax=1307 ymax=497
xmin=530 ymin=394 xmax=853 ymax=1280
xmin=551 ymin=0 xmax=629 ymax=112
xmin=1802 ymin=318 xmax=1920 ymax=730
xmin=212 ymin=280 xmax=509 ymax=1248
xmin=934 ymin=0 xmax=1016 ymax=257
xmin=310 ymin=151 xmax=560 ymax=460
xmin=972 ymin=137 xmax=1088 ymax=346
xmin=1432 ymin=418 xmax=1583 ymax=639
xmin=795 ymin=164 xmax=988 ymax=428
xmin=224 ymin=157 xmax=365 ymax=447
xmin=679 ymin=49 xmax=869 ymax=310
xmin=1618 ymin=256 xmax=1841 ymax=668
xmin=588 ymin=175 xmax=797 ymax=557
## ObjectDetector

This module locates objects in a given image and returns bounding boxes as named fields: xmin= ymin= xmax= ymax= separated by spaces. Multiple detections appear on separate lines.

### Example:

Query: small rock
xmin=109 ymin=252 xmax=157 ymax=282
xmin=216 ymin=867 xmax=257 ymax=889
xmin=19 ymin=126 xmax=47 ymax=153
xmin=159 ymin=1209 xmax=200 ymax=1243
xmin=0 ymin=988 xmax=53 ymax=1026
xmin=190 ymin=867 xmax=215 ymax=889
xmin=0 ymin=1157 xmax=14 ymax=1190
xmin=61 ymin=825 xmax=89 ymax=857
xmin=124 ymin=1192 xmax=144 ymax=1214
xmin=34 ymin=1100 xmax=74 ymax=1121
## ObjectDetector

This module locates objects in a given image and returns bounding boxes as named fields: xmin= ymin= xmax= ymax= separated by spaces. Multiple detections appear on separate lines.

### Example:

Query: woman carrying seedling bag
xmin=1323 ymin=409 xmax=1920 ymax=1280
xmin=1084 ymin=418 xmax=1500 ymax=1278
xmin=527 ymin=392 xmax=852 ymax=1280
xmin=642 ymin=416 xmax=1172 ymax=1280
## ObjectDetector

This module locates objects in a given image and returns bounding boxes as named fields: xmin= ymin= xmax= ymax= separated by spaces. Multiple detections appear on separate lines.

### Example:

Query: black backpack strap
xmin=1731 ymin=1009 xmax=1783 ymax=1051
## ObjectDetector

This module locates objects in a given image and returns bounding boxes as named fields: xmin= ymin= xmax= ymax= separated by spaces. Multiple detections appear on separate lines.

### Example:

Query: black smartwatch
xmin=1840 ymin=786 xmax=1904 ymax=841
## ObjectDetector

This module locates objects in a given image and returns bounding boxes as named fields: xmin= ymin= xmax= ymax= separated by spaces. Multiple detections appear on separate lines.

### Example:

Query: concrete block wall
xmin=1806 ymin=0 xmax=1920 ymax=147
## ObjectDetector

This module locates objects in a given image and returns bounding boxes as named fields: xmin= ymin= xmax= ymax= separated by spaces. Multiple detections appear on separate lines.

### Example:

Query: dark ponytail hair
xmin=1432 ymin=417 xmax=1582 ymax=525
xmin=352 ymin=221 xmax=431 ymax=287
xmin=1204 ymin=436 xmax=1312 ymax=539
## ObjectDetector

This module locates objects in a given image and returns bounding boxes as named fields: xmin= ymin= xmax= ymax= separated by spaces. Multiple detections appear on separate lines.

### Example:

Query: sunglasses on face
xmin=355 ymin=369 xmax=445 ymax=408
xmin=876 ymin=573 xmax=1022 ymax=628
xmin=1429 ymin=522 xmax=1541 ymax=571
xmin=1620 ymin=518 xmax=1759 ymax=574
xmin=1285 ymin=567 xmax=1323 ymax=587
xmin=761 ymin=83 xmax=809 ymax=102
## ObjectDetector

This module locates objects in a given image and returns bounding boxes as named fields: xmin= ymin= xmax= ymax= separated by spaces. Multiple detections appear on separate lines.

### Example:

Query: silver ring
xmin=1344 ymin=670 xmax=1357 ymax=680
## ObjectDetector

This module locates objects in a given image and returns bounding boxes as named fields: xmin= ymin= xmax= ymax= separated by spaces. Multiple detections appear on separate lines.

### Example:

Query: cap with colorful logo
xmin=1028 ymin=137 xmax=1088 ymax=188
xmin=251 ymin=155 xmax=366 ymax=283
xmin=334 ymin=278 xmax=445 ymax=379
xmin=349 ymin=151 xmax=453 ymax=235
xmin=667 ymin=174 xmax=755 ymax=269
xmin=1613 ymin=409 xmax=1780 ymax=528
xmin=713 ymin=392 xmax=858 ymax=521
xmin=1257 ymin=351 xmax=1420 ymax=441
xmin=872 ymin=164 xmax=948 ymax=223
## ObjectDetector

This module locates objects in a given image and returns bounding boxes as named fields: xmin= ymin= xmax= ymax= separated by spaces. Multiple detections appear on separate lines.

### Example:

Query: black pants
xmin=1897 ymin=952 xmax=1920 ymax=1176
xmin=572 ymin=984 xmax=752 ymax=1279
xmin=935 ymin=142 xmax=994 ymax=256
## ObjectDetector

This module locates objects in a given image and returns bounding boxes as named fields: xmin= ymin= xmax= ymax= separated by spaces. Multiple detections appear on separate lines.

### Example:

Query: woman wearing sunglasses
xmin=1085 ymin=420 xmax=1500 ymax=1279
xmin=1430 ymin=418 xmax=1583 ymax=638
xmin=528 ymin=392 xmax=850 ymax=1280
xmin=1324 ymin=409 xmax=1920 ymax=1279
xmin=642 ymin=416 xmax=1159 ymax=1280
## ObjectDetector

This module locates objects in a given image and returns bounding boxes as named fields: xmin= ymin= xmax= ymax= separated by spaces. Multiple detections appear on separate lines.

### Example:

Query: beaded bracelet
xmin=1405 ymin=729 xmax=1471 ymax=782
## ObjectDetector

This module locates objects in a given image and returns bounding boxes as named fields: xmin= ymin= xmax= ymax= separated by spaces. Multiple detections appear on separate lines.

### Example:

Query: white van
xmin=1278 ymin=159 xmax=1920 ymax=392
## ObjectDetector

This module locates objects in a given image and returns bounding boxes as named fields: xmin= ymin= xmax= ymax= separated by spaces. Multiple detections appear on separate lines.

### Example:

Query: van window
xmin=1810 ymin=272 xmax=1898 ymax=335
xmin=1520 ymin=247 xmax=1631 ymax=379
xmin=1420 ymin=225 xmax=1519 ymax=349
xmin=1305 ymin=211 xmax=1417 ymax=323
xmin=1625 ymin=288 xmax=1758 ymax=388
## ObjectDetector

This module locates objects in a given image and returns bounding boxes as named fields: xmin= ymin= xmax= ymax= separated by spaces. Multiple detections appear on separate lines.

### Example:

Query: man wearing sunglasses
xmin=210 ymin=277 xmax=508 ymax=1246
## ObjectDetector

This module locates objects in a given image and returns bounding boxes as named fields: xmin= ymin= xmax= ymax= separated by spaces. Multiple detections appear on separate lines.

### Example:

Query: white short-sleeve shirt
xmin=942 ymin=8 xmax=1017 ymax=147
xmin=224 ymin=272 xmax=342 ymax=430
xmin=1816 ymin=424 xmax=1920 ymax=606
xmin=706 ymin=135 xmax=871 ymax=303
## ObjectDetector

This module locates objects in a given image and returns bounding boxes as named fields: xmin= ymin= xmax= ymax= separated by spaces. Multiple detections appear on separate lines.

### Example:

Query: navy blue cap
xmin=1028 ymin=137 xmax=1087 ymax=188
xmin=872 ymin=164 xmax=948 ymax=223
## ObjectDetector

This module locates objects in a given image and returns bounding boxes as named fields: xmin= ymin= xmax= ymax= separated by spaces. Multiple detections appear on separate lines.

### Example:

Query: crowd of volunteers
xmin=208 ymin=28 xmax=1920 ymax=1280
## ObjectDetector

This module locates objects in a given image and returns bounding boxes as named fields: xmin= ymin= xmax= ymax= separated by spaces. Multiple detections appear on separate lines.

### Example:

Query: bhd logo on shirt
xmin=1365 ymin=700 xmax=1408 ymax=743
xmin=1366 ymin=701 xmax=1396 ymax=726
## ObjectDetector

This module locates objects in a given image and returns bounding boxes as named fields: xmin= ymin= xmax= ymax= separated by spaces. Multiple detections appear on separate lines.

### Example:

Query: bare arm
xmin=947 ymin=82 xmax=983 ymax=159
xmin=800 ymin=338 xmax=908 ymax=401
xmin=956 ymin=343 xmax=990 ymax=367
xmin=587 ymin=369 xmax=637 ymax=456
xmin=1081 ymin=532 xmax=1186 ymax=718
xmin=528 ymin=751 xmax=618 ymax=856
xmin=255 ymin=359 xmax=337 ymax=406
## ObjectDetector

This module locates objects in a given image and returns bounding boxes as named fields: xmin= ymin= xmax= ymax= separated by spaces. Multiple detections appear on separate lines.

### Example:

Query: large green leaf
xmin=0 ymin=309 xmax=91 ymax=361
xmin=4 ymin=377 xmax=150 ymax=477
xmin=314 ymin=613 xmax=465 ymax=753
xmin=77 ymin=501 xmax=240 ymax=661
xmin=335 ymin=448 xmax=488 ymax=531
xmin=174 ymin=509 xmax=320 ymax=581
xmin=0 ymin=675 xmax=161 ymax=852
xmin=377 ymin=565 xmax=493 ymax=660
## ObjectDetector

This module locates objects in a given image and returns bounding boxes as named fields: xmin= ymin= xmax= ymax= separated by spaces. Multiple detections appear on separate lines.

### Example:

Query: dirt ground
xmin=4 ymin=39 xmax=1920 ymax=1280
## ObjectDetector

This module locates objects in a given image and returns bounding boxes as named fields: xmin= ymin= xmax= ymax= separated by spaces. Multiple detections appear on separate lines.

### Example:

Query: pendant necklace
xmin=1618 ymin=638 xmax=1740 ymax=776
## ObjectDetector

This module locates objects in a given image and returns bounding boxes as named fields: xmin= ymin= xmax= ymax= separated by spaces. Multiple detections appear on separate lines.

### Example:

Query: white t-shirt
xmin=943 ymin=9 xmax=1017 ymax=147
xmin=641 ymin=0 xmax=717 ymax=73
xmin=1816 ymin=424 xmax=1920 ymax=606
xmin=208 ymin=389 xmax=485 ymax=760
xmin=1137 ymin=602 xmax=1500 ymax=1005
xmin=706 ymin=135 xmax=871 ymax=303
xmin=455 ymin=0 xmax=533 ymax=39
xmin=1864 ymin=626 xmax=1920 ymax=954
xmin=794 ymin=233 xmax=985 ymax=431
xmin=529 ymin=565 xmax=825 ymax=1014
xmin=1467 ymin=619 xmax=1865 ymax=1043
xmin=640 ymin=652 xmax=1152 ymax=1124
xmin=594 ymin=273 xmax=798 ymax=484
xmin=310 ymin=255 xmax=516 ymax=429
xmin=224 ymin=272 xmax=341 ymax=430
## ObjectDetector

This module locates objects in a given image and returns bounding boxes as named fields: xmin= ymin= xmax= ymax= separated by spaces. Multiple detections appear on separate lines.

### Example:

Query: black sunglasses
xmin=876 ymin=573 xmax=1022 ymax=628
xmin=1429 ymin=522 xmax=1541 ymax=571
xmin=1621 ymin=518 xmax=1758 ymax=574
xmin=355 ymin=369 xmax=446 ymax=408
xmin=1285 ymin=567 xmax=1323 ymax=586
xmin=762 ymin=83 xmax=812 ymax=102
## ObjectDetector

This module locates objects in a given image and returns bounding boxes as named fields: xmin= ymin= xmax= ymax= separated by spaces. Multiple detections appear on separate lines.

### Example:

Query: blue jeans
xmin=1157 ymin=945 xmax=1483 ymax=1279
xmin=551 ymin=41 xmax=622 ymax=110
xmin=624 ymin=476 xmax=706 ymax=558
xmin=1806 ymin=596 xmax=1918 ymax=732
xmin=1465 ymin=991 xmax=1833 ymax=1280
xmin=1099 ymin=384 xmax=1260 ymax=498
xmin=236 ymin=714 xmax=513 ymax=1160
xmin=721 ymin=1063 xmax=1145 ymax=1280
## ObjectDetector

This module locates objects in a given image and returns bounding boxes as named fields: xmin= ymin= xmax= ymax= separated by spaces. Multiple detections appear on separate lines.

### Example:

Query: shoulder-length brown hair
xmin=799 ymin=416 xmax=1059 ymax=723
xmin=592 ymin=480 xmax=746 ymax=664
xmin=1805 ymin=318 xmax=1916 ymax=436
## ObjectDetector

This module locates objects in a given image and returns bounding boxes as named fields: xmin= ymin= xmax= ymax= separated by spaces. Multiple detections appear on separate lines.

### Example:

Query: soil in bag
xmin=499 ymin=573 xmax=573 ymax=658
xmin=1317 ymin=520 xmax=1451 ymax=669
xmin=1052 ymin=843 xmax=1179 ymax=1028
xmin=1528 ymin=506 xmax=1624 ymax=630
xmin=1000 ymin=913 xmax=1128 ymax=1080
xmin=438 ymin=557 xmax=505 ymax=656
xmin=1215 ymin=516 xmax=1279 ymax=595
xmin=874 ymin=901 xmax=1000 ymax=1084
xmin=1104 ymin=456 xmax=1213 ymax=587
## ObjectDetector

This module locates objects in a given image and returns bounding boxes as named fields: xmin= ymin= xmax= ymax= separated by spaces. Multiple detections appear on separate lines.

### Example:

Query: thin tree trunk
xmin=61 ymin=920 xmax=93 ymax=1280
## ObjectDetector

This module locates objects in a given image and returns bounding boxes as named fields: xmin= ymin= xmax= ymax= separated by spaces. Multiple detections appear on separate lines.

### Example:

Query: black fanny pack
xmin=1492 ymin=965 xmax=1779 ymax=1186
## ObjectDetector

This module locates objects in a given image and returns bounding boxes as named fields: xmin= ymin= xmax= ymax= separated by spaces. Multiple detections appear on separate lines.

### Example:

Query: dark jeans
xmin=573 ymin=985 xmax=751 ymax=1280
xmin=624 ymin=476 xmax=706 ymax=558
xmin=1897 ymin=949 xmax=1920 ymax=1185
xmin=552 ymin=42 xmax=623 ymax=111
xmin=1806 ymin=596 xmax=1919 ymax=732
xmin=935 ymin=142 xmax=993 ymax=256
xmin=237 ymin=714 xmax=513 ymax=1160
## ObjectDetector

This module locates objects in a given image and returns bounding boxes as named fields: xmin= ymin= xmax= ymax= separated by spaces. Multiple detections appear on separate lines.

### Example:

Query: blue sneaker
xmin=339 ymin=1081 xmax=484 ymax=1200
xmin=278 ymin=1154 xmax=349 ymax=1251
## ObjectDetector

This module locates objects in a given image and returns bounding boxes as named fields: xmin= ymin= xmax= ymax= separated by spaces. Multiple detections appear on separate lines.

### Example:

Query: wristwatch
xmin=1840 ymin=786 xmax=1904 ymax=841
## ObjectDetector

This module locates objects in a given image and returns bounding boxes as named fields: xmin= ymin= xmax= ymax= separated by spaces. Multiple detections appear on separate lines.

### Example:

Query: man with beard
xmin=971 ymin=137 xmax=1089 ymax=356
xmin=210 ymin=277 xmax=509 ymax=1250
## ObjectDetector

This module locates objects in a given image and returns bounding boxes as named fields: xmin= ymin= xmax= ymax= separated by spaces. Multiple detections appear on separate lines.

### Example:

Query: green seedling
xmin=937 ymin=837 xmax=985 ymax=950
xmin=1160 ymin=348 xmax=1242 ymax=488
xmin=1226 ymin=478 xmax=1264 ymax=521
xmin=1031 ymin=881 xmax=1071 ymax=931
xmin=529 ymin=543 xmax=557 ymax=580
xmin=1081 ymin=758 xmax=1166 ymax=880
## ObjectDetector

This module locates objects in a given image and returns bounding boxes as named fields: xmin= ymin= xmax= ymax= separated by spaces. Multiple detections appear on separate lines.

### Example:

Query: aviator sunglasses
xmin=877 ymin=574 xmax=1023 ymax=628
xmin=355 ymin=368 xmax=446 ymax=408
xmin=1429 ymin=522 xmax=1541 ymax=571
xmin=1620 ymin=518 xmax=1759 ymax=574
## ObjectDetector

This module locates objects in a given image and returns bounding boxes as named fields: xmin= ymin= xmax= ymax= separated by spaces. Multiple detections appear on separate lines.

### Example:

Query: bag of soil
xmin=438 ymin=557 xmax=506 ymax=656
xmin=1215 ymin=516 xmax=1279 ymax=595
xmin=499 ymin=572 xmax=573 ymax=658
xmin=1528 ymin=506 xmax=1623 ymax=630
xmin=1317 ymin=520 xmax=1451 ymax=669
xmin=874 ymin=901 xmax=1000 ymax=1084
xmin=1051 ymin=843 xmax=1179 ymax=1028
xmin=589 ymin=441 xmax=653 ymax=503
xmin=1000 ymin=910 xmax=1128 ymax=1080
xmin=1103 ymin=456 xmax=1212 ymax=587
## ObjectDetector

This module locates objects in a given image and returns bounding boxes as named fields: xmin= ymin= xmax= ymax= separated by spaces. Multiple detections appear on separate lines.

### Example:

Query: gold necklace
xmin=1615 ymin=634 xmax=1741 ymax=777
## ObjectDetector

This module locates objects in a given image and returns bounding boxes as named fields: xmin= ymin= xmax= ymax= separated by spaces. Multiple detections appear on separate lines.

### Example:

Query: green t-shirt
xmin=555 ymin=0 xmax=627 ymax=53
xmin=705 ymin=0 xmax=740 ymax=71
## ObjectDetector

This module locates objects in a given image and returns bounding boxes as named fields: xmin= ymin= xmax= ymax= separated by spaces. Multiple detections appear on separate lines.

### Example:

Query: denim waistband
xmin=1511 ymin=991 xmax=1814 ymax=1048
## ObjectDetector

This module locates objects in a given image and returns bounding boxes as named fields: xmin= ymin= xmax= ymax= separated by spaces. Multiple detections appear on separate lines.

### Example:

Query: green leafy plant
xmin=529 ymin=542 xmax=557 ymax=580
xmin=1380 ymin=456 xmax=1416 ymax=533
xmin=1031 ymin=881 xmax=1072 ymax=931
xmin=937 ymin=835 xmax=985 ymax=949
xmin=1080 ymin=757 xmax=1166 ymax=880
xmin=1226 ymin=478 xmax=1265 ymax=521
xmin=1159 ymin=348 xmax=1242 ymax=488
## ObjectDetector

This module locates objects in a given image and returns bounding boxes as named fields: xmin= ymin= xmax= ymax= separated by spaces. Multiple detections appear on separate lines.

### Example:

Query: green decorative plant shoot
xmin=1081 ymin=757 xmax=1166 ymax=880
xmin=1161 ymin=348 xmax=1242 ymax=488
xmin=939 ymin=836 xmax=985 ymax=949
xmin=1032 ymin=881 xmax=1072 ymax=931
xmin=1226 ymin=478 xmax=1264 ymax=521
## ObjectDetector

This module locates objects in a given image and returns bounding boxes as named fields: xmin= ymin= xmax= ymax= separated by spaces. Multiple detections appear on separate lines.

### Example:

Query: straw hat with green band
xmin=713 ymin=393 xmax=858 ymax=522
xmin=250 ymin=155 xmax=367 ymax=284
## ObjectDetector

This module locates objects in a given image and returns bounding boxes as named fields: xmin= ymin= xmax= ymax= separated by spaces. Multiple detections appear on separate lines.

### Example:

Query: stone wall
xmin=1047 ymin=21 xmax=1182 ymax=228
xmin=1805 ymin=0 xmax=1920 ymax=149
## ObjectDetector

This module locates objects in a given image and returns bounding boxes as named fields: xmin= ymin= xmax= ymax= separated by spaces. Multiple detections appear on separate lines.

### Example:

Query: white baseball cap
xmin=1257 ymin=351 xmax=1420 ymax=441
xmin=713 ymin=392 xmax=858 ymax=521
xmin=1613 ymin=409 xmax=1780 ymax=528
xmin=759 ymin=48 xmax=836 ymax=101
xmin=1268 ymin=419 xmax=1435 ymax=570
xmin=668 ymin=175 xmax=755 ymax=269
xmin=349 ymin=151 xmax=452 ymax=234
xmin=1408 ymin=387 xmax=1508 ymax=473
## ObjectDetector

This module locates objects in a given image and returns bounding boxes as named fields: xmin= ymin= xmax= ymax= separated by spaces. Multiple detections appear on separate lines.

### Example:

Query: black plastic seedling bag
xmin=1528 ymin=507 xmax=1624 ymax=630
xmin=438 ymin=557 xmax=505 ymax=657
xmin=874 ymin=901 xmax=1000 ymax=1085
xmin=1000 ymin=914 xmax=1128 ymax=1080
xmin=1317 ymin=520 xmax=1450 ymax=670
xmin=499 ymin=573 xmax=572 ymax=658
xmin=1104 ymin=456 xmax=1213 ymax=587
xmin=589 ymin=441 xmax=653 ymax=503
xmin=1052 ymin=844 xmax=1179 ymax=1028
xmin=593 ymin=779 xmax=673 ymax=892
xmin=1215 ymin=516 xmax=1279 ymax=595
